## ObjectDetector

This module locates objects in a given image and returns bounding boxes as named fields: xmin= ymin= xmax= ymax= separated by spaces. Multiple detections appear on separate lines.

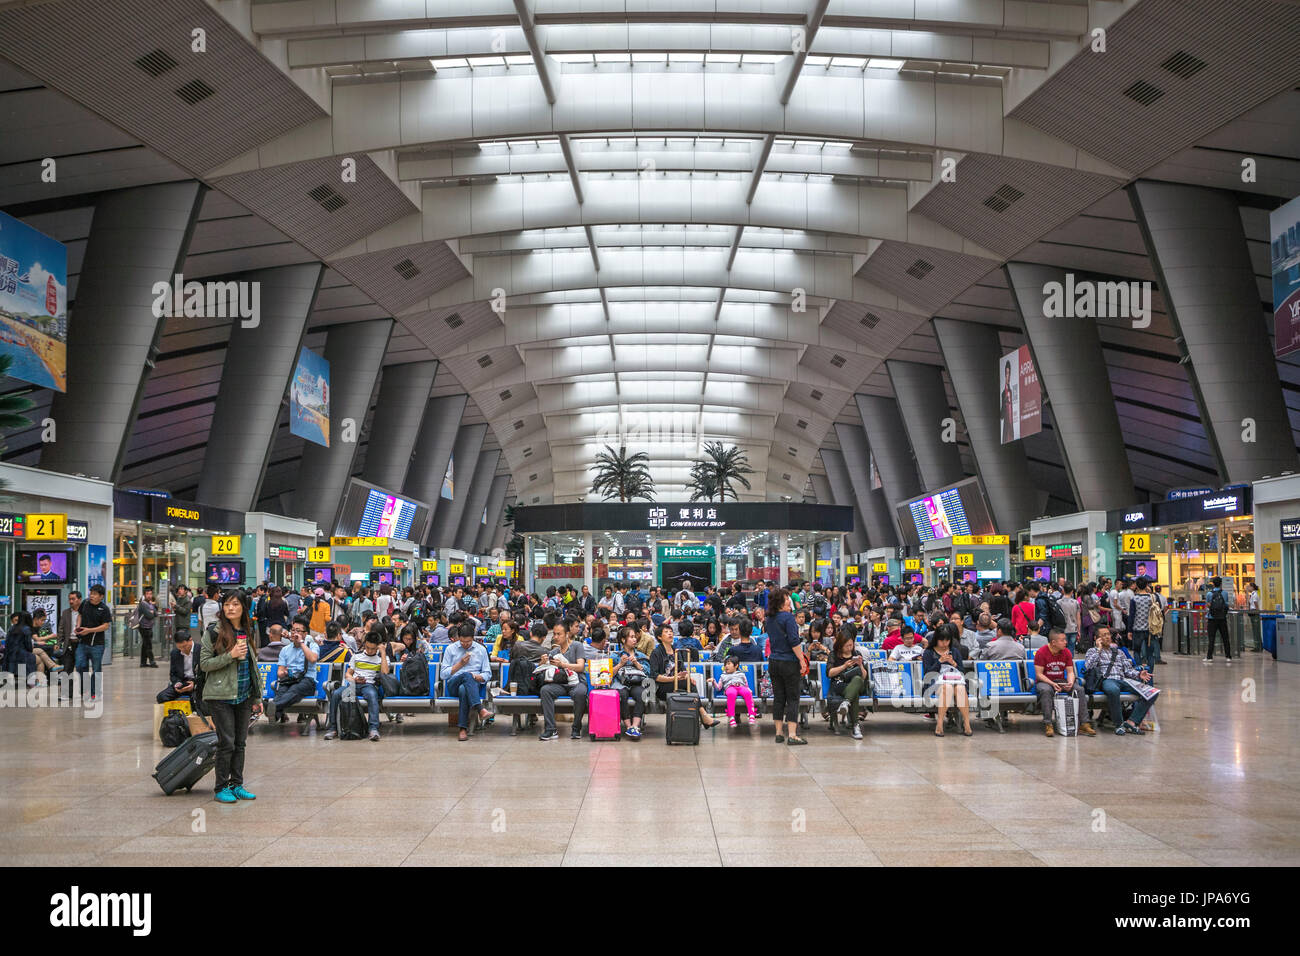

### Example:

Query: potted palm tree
xmin=589 ymin=444 xmax=655 ymax=501
xmin=698 ymin=440 xmax=755 ymax=502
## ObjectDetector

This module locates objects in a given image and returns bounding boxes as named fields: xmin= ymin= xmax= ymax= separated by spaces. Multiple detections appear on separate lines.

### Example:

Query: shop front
xmin=326 ymin=536 xmax=419 ymax=590
xmin=514 ymin=501 xmax=853 ymax=596
xmin=1026 ymin=511 xmax=1107 ymax=584
xmin=1105 ymin=488 xmax=1255 ymax=603
xmin=245 ymin=512 xmax=318 ymax=593
xmin=111 ymin=491 xmax=246 ymax=653
xmin=921 ymin=534 xmax=1010 ymax=587
xmin=1250 ymin=474 xmax=1300 ymax=613
xmin=0 ymin=463 xmax=114 ymax=658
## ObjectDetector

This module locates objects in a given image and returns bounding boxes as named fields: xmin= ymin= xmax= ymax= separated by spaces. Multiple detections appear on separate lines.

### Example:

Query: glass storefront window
xmin=720 ymin=531 xmax=778 ymax=588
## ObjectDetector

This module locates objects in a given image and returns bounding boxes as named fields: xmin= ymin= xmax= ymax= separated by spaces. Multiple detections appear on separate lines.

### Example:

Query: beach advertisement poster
xmin=289 ymin=346 xmax=330 ymax=447
xmin=0 ymin=210 xmax=68 ymax=391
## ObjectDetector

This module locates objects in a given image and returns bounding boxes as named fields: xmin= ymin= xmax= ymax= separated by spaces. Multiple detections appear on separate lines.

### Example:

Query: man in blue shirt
xmin=272 ymin=616 xmax=319 ymax=722
xmin=440 ymin=623 xmax=492 ymax=740
xmin=756 ymin=581 xmax=771 ymax=612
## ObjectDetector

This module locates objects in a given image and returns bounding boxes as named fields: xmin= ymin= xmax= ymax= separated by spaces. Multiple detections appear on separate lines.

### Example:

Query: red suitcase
xmin=588 ymin=688 xmax=622 ymax=741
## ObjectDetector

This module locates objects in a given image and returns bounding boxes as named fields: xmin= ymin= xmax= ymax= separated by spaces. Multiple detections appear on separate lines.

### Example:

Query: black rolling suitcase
xmin=153 ymin=731 xmax=218 ymax=795
xmin=664 ymin=650 xmax=700 ymax=745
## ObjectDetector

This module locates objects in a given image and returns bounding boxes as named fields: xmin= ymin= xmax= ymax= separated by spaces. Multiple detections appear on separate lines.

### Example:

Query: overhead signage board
xmin=26 ymin=513 xmax=66 ymax=541
xmin=513 ymin=502 xmax=853 ymax=534
xmin=308 ymin=547 xmax=332 ymax=563
xmin=951 ymin=534 xmax=1009 ymax=546
xmin=1122 ymin=533 xmax=1151 ymax=554
xmin=331 ymin=537 xmax=388 ymax=548
xmin=1022 ymin=545 xmax=1046 ymax=562
xmin=211 ymin=535 xmax=240 ymax=556
xmin=1280 ymin=519 xmax=1300 ymax=542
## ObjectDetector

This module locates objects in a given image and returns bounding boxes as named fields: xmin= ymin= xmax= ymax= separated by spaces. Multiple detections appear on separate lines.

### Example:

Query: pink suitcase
xmin=588 ymin=688 xmax=622 ymax=741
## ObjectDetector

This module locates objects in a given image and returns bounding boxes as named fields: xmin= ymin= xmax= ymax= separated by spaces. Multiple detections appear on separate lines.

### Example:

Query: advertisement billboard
xmin=0 ymin=210 xmax=68 ymax=391
xmin=289 ymin=346 xmax=330 ymax=447
xmin=999 ymin=345 xmax=1041 ymax=444
xmin=1272 ymin=195 xmax=1300 ymax=357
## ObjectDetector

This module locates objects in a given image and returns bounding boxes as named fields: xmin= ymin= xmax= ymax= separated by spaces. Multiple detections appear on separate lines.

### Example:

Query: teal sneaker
xmin=214 ymin=788 xmax=237 ymax=804
xmin=231 ymin=786 xmax=256 ymax=801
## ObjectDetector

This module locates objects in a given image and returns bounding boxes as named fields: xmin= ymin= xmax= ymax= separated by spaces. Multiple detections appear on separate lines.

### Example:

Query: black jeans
xmin=207 ymin=696 xmax=252 ymax=792
xmin=617 ymin=684 xmax=645 ymax=720
xmin=1205 ymin=617 xmax=1232 ymax=660
xmin=139 ymin=629 xmax=154 ymax=666
xmin=768 ymin=658 xmax=801 ymax=724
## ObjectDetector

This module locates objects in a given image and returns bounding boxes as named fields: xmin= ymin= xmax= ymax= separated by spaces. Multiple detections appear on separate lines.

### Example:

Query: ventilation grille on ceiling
xmin=498 ymin=388 xmax=512 ymax=401
xmin=1161 ymin=50 xmax=1206 ymax=80
xmin=528 ymin=474 xmax=538 ymax=483
xmin=782 ymin=473 xmax=791 ymax=482
xmin=1122 ymin=79 xmax=1164 ymax=106
xmin=175 ymin=78 xmax=215 ymax=105
xmin=787 ymin=447 xmax=797 ymax=457
xmin=859 ymin=312 xmax=880 ymax=329
xmin=476 ymin=354 xmax=493 ymax=369
xmin=308 ymin=184 xmax=348 ymax=212
xmin=134 ymin=49 xmax=178 ymax=78
xmin=531 ymin=496 xmax=539 ymax=504
xmin=513 ymin=419 xmax=525 ymax=431
xmin=982 ymin=184 xmax=1025 ymax=213
xmin=522 ymin=447 xmax=532 ymax=458
xmin=445 ymin=312 xmax=464 ymax=329
xmin=809 ymin=389 xmax=824 ymax=402
xmin=829 ymin=354 xmax=846 ymax=368
xmin=393 ymin=258 xmax=421 ymax=280
xmin=796 ymin=419 xmax=808 ymax=430
xmin=905 ymin=259 xmax=934 ymax=280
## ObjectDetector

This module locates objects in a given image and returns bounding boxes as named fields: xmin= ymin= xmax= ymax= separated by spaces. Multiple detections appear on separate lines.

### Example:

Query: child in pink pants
xmin=713 ymin=658 xmax=756 ymax=726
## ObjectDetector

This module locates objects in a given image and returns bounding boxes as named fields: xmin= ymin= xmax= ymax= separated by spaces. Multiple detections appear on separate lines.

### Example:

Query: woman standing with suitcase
xmin=199 ymin=590 xmax=263 ymax=803
xmin=764 ymin=588 xmax=808 ymax=746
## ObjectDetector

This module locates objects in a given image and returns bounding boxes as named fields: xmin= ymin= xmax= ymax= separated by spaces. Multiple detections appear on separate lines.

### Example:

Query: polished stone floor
xmin=1 ymin=653 xmax=1296 ymax=867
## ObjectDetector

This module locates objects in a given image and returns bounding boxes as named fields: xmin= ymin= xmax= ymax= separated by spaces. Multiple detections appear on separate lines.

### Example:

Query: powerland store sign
xmin=657 ymin=545 xmax=715 ymax=562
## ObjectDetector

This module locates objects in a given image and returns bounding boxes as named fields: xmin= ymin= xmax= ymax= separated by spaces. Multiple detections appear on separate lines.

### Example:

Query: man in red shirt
xmin=1034 ymin=629 xmax=1095 ymax=737
xmin=880 ymin=616 xmax=905 ymax=651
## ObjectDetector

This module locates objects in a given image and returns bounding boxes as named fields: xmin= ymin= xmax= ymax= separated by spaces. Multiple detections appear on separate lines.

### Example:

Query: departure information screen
xmin=358 ymin=489 xmax=417 ymax=540
xmin=906 ymin=488 xmax=972 ymax=542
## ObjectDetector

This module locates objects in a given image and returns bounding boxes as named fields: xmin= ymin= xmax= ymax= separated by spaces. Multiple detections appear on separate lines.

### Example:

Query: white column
xmin=583 ymin=532 xmax=593 ymax=593
xmin=779 ymin=532 xmax=789 ymax=588
xmin=523 ymin=534 xmax=534 ymax=593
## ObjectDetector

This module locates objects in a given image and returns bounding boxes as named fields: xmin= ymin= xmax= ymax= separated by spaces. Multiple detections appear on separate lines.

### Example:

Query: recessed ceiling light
xmin=868 ymin=59 xmax=905 ymax=70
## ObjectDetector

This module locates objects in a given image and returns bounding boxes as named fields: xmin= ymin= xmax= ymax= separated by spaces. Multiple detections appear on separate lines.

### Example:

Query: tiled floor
xmin=1 ymin=653 xmax=1297 ymax=866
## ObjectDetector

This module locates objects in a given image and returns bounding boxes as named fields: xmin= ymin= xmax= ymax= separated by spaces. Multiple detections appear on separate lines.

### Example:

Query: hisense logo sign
xmin=659 ymin=546 xmax=713 ymax=560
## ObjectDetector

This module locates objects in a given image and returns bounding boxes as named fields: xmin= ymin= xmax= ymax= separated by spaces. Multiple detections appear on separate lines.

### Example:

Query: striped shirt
xmin=351 ymin=649 xmax=383 ymax=684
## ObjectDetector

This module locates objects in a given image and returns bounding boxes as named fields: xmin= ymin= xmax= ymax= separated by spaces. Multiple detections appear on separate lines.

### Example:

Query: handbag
xmin=378 ymin=672 xmax=401 ymax=697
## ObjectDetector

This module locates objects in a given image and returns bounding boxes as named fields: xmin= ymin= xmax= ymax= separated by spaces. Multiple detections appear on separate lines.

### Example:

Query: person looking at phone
xmin=827 ymin=626 xmax=867 ymax=738
xmin=537 ymin=618 xmax=588 ymax=741
xmin=200 ymin=590 xmax=264 ymax=802
xmin=324 ymin=629 xmax=388 ymax=741
xmin=921 ymin=624 xmax=972 ymax=738
xmin=440 ymin=623 xmax=492 ymax=742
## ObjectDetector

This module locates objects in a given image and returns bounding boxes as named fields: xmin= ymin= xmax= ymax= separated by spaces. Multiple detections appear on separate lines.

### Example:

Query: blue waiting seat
xmin=380 ymin=661 xmax=438 ymax=712
xmin=974 ymin=659 xmax=1036 ymax=731
xmin=869 ymin=659 xmax=925 ymax=712
xmin=260 ymin=661 xmax=328 ymax=718
xmin=692 ymin=661 xmax=760 ymax=718
xmin=1073 ymin=659 xmax=1141 ymax=724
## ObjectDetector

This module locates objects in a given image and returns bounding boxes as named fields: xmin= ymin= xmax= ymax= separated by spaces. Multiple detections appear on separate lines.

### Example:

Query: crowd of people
xmin=113 ymin=571 xmax=1206 ymax=803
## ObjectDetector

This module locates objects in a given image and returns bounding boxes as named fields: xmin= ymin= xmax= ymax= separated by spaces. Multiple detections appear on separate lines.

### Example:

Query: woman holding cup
xmin=200 ymin=590 xmax=264 ymax=803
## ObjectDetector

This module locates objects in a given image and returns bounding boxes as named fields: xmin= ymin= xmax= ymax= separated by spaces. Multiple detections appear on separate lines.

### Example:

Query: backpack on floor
xmin=338 ymin=699 xmax=368 ymax=740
